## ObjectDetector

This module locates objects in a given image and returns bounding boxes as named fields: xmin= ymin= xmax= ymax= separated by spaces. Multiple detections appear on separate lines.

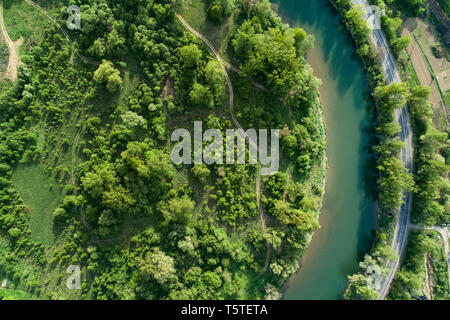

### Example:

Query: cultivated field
xmin=402 ymin=17 xmax=449 ymax=130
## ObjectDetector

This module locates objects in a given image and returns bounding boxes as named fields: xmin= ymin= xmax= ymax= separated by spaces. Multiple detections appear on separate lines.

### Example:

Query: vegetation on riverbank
xmin=331 ymin=0 xmax=416 ymax=299
xmin=370 ymin=0 xmax=449 ymax=299
xmin=408 ymin=86 xmax=449 ymax=226
xmin=389 ymin=230 xmax=449 ymax=299
xmin=335 ymin=0 xmax=449 ymax=299
xmin=370 ymin=0 xmax=449 ymax=227
xmin=0 ymin=0 xmax=326 ymax=299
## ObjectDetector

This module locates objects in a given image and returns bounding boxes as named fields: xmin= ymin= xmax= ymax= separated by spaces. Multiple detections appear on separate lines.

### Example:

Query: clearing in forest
xmin=0 ymin=3 xmax=23 ymax=82
xmin=12 ymin=163 xmax=62 ymax=245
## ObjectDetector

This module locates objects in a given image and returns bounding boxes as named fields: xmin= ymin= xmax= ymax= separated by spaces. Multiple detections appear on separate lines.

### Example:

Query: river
xmin=271 ymin=0 xmax=378 ymax=299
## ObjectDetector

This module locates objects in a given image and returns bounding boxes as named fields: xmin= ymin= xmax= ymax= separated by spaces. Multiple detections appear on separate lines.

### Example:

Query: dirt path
xmin=175 ymin=13 xmax=255 ymax=145
xmin=175 ymin=14 xmax=283 ymax=122
xmin=0 ymin=3 xmax=23 ymax=82
xmin=423 ymin=253 xmax=434 ymax=300
xmin=176 ymin=13 xmax=275 ymax=272
xmin=24 ymin=1 xmax=277 ymax=272
xmin=409 ymin=224 xmax=450 ymax=289
xmin=23 ymin=0 xmax=157 ymax=89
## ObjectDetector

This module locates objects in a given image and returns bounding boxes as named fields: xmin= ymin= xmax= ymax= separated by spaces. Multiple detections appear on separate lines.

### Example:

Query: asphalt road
xmin=351 ymin=0 xmax=414 ymax=300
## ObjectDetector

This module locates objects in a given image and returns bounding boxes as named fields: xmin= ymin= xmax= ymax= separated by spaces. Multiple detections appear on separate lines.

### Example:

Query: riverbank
xmin=329 ymin=0 xmax=417 ymax=300
xmin=272 ymin=0 xmax=378 ymax=299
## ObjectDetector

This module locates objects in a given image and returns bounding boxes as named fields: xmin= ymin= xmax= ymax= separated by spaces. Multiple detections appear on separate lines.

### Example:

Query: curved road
xmin=351 ymin=0 xmax=414 ymax=300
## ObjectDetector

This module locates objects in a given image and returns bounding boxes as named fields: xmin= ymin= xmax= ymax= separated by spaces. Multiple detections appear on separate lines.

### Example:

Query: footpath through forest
xmin=174 ymin=13 xmax=274 ymax=272
xmin=0 ymin=2 xmax=23 ymax=82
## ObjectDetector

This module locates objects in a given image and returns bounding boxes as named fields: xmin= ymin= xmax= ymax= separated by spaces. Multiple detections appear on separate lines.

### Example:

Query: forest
xmin=0 ymin=0 xmax=326 ymax=299
xmin=389 ymin=230 xmax=448 ymax=300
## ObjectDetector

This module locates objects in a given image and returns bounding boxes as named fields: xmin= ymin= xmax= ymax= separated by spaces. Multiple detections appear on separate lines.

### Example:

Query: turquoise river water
xmin=272 ymin=0 xmax=378 ymax=299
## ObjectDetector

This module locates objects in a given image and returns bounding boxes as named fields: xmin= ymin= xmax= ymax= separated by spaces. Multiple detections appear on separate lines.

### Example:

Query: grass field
xmin=174 ymin=0 xmax=240 ymax=61
xmin=402 ymin=18 xmax=449 ymax=130
xmin=411 ymin=33 xmax=445 ymax=102
xmin=0 ymin=287 xmax=33 ymax=300
xmin=400 ymin=50 xmax=421 ymax=88
xmin=174 ymin=0 xmax=208 ymax=31
xmin=12 ymin=163 xmax=62 ymax=245
xmin=2 ymin=0 xmax=50 ymax=54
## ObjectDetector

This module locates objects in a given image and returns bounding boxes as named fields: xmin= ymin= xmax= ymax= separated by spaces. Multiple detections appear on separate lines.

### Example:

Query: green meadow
xmin=12 ymin=163 xmax=62 ymax=245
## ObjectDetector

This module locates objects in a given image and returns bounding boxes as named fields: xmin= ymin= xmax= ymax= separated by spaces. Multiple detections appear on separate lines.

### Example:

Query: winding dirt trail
xmin=175 ymin=13 xmax=282 ymax=140
xmin=175 ymin=13 xmax=273 ymax=271
xmin=0 ymin=3 xmax=23 ymax=82
xmin=23 ymin=0 xmax=156 ymax=89
xmin=18 ymin=1 xmax=275 ymax=271
xmin=175 ymin=14 xmax=257 ymax=148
